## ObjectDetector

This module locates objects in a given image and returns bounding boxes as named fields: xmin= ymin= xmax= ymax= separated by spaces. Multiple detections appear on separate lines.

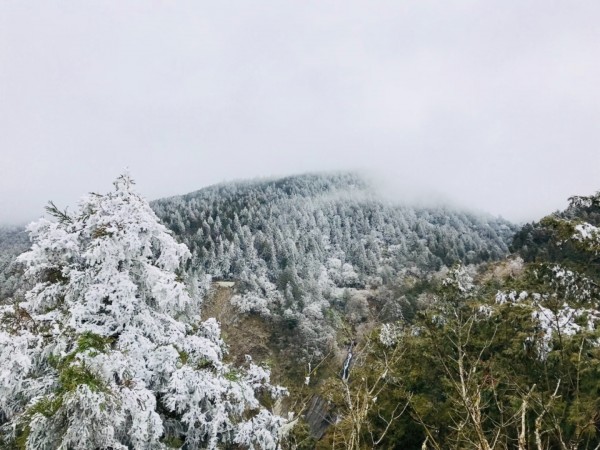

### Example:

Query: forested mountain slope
xmin=0 ymin=173 xmax=516 ymax=358
xmin=150 ymin=173 xmax=515 ymax=357
xmin=0 ymin=173 xmax=515 ymax=305
xmin=152 ymin=173 xmax=514 ymax=281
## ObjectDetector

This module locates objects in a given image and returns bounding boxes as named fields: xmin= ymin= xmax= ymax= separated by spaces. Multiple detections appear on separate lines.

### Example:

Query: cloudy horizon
xmin=2 ymin=1 xmax=599 ymax=224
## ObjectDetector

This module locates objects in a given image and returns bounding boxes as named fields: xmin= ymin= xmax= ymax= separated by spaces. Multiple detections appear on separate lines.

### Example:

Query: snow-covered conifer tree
xmin=0 ymin=173 xmax=285 ymax=449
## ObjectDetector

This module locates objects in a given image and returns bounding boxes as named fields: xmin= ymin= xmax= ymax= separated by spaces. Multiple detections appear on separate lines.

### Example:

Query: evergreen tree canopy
xmin=0 ymin=173 xmax=285 ymax=449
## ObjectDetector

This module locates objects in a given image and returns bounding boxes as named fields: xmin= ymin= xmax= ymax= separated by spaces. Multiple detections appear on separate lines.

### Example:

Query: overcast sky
xmin=1 ymin=1 xmax=599 ymax=224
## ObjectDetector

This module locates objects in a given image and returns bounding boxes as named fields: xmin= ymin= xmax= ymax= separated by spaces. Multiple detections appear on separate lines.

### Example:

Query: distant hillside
xmin=0 ymin=226 xmax=30 ymax=300
xmin=153 ymin=173 xmax=514 ymax=276
xmin=151 ymin=172 xmax=516 ymax=357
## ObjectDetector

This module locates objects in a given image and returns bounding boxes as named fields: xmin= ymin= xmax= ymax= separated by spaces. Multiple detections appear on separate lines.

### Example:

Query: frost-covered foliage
xmin=0 ymin=226 xmax=30 ymax=302
xmin=230 ymin=275 xmax=280 ymax=316
xmin=573 ymin=222 xmax=600 ymax=252
xmin=442 ymin=264 xmax=475 ymax=295
xmin=512 ymin=197 xmax=600 ymax=358
xmin=494 ymin=263 xmax=600 ymax=360
xmin=379 ymin=322 xmax=404 ymax=347
xmin=0 ymin=174 xmax=284 ymax=449
xmin=153 ymin=173 xmax=514 ymax=286
xmin=512 ymin=190 xmax=600 ymax=269
xmin=152 ymin=173 xmax=514 ymax=356
xmin=365 ymin=259 xmax=600 ymax=449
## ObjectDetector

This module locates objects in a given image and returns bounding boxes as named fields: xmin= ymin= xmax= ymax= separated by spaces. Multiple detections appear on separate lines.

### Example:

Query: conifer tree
xmin=0 ymin=173 xmax=285 ymax=449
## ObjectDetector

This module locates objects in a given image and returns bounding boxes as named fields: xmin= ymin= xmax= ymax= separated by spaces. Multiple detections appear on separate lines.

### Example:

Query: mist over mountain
xmin=2 ymin=1 xmax=599 ymax=446
xmin=1 ymin=172 xmax=516 ymax=345
xmin=149 ymin=172 xmax=516 ymax=358
xmin=0 ymin=172 xmax=518 ymax=386
xmin=153 ymin=172 xmax=515 ymax=278
xmin=4 ymin=172 xmax=600 ymax=449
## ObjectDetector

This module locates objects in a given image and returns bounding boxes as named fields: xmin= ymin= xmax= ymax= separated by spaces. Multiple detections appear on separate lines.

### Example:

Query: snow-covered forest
xmin=2 ymin=172 xmax=600 ymax=449
xmin=0 ymin=173 xmax=515 ymax=308
xmin=151 ymin=173 xmax=515 ymax=357
xmin=1 ymin=173 xmax=516 ymax=360
xmin=2 ymin=0 xmax=598 ymax=446
xmin=152 ymin=173 xmax=514 ymax=280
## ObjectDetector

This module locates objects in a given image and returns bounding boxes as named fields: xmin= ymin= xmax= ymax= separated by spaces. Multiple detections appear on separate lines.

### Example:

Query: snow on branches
xmin=0 ymin=173 xmax=285 ymax=449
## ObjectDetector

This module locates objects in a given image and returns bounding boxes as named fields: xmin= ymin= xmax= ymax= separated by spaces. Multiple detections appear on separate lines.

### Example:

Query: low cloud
xmin=1 ymin=1 xmax=599 ymax=224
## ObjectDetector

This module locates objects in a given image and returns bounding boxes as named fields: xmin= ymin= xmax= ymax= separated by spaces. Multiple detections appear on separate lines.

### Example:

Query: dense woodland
xmin=152 ymin=173 xmax=514 ymax=278
xmin=1 ymin=172 xmax=599 ymax=449
xmin=151 ymin=173 xmax=515 ymax=359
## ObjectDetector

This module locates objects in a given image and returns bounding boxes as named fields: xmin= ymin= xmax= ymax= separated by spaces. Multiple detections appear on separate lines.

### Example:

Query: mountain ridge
xmin=151 ymin=172 xmax=516 ymax=359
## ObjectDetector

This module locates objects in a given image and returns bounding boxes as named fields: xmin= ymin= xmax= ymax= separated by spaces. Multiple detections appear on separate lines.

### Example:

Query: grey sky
xmin=1 ymin=1 xmax=599 ymax=224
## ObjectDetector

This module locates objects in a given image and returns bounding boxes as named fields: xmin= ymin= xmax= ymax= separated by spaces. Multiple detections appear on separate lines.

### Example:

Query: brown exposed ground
xmin=202 ymin=284 xmax=274 ymax=366
xmin=477 ymin=256 xmax=525 ymax=284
